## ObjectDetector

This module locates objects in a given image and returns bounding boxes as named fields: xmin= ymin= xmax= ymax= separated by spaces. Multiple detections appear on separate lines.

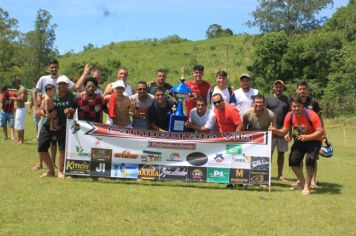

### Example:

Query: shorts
xmin=289 ymin=140 xmax=321 ymax=168
xmin=106 ymin=116 xmax=113 ymax=125
xmin=0 ymin=111 xmax=14 ymax=127
xmin=38 ymin=125 xmax=67 ymax=152
xmin=15 ymin=108 xmax=26 ymax=130
xmin=272 ymin=136 xmax=288 ymax=153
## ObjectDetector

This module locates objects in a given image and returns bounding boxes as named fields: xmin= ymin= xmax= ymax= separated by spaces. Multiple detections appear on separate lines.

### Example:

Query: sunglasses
xmin=213 ymin=100 xmax=222 ymax=105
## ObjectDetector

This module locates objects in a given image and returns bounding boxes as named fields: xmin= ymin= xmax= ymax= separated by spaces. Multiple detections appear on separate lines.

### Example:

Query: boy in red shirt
xmin=0 ymin=86 xmax=16 ymax=140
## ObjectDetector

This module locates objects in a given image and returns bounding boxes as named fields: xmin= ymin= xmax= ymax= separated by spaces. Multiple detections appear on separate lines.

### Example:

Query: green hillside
xmin=59 ymin=34 xmax=257 ymax=88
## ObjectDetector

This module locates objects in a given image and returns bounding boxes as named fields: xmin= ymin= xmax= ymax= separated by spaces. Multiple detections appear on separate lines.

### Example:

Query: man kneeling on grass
xmin=270 ymin=96 xmax=324 ymax=195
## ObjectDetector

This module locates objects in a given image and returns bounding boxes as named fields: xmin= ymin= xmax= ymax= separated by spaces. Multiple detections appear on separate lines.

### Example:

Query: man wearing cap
xmin=34 ymin=59 xmax=75 ymax=170
xmin=211 ymin=93 xmax=243 ymax=133
xmin=106 ymin=80 xmax=135 ymax=128
xmin=185 ymin=65 xmax=211 ymax=117
xmin=37 ymin=76 xmax=77 ymax=178
xmin=233 ymin=73 xmax=259 ymax=119
xmin=266 ymin=80 xmax=291 ymax=181
xmin=103 ymin=67 xmax=133 ymax=124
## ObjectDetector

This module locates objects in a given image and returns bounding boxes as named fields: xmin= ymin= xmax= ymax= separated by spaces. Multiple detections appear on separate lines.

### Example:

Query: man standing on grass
xmin=0 ymin=85 xmax=16 ymax=141
xmin=266 ymin=80 xmax=291 ymax=181
xmin=12 ymin=79 xmax=28 ymax=144
xmin=38 ymin=76 xmax=76 ymax=178
xmin=296 ymin=81 xmax=324 ymax=188
xmin=270 ymin=96 xmax=324 ymax=196
xmin=130 ymin=81 xmax=154 ymax=129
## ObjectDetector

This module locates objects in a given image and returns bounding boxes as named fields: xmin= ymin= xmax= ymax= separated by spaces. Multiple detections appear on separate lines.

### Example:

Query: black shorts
xmin=289 ymin=140 xmax=321 ymax=167
xmin=38 ymin=125 xmax=67 ymax=152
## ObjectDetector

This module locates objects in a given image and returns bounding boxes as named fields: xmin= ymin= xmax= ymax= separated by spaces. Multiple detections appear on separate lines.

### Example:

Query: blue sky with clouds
xmin=0 ymin=0 xmax=349 ymax=54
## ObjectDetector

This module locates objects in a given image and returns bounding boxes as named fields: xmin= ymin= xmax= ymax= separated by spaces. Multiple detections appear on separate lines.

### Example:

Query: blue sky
xmin=0 ymin=0 xmax=349 ymax=54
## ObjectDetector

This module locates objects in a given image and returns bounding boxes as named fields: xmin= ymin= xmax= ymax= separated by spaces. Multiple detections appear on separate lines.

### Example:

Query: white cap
xmin=112 ymin=80 xmax=126 ymax=89
xmin=239 ymin=73 xmax=251 ymax=80
xmin=57 ymin=75 xmax=70 ymax=84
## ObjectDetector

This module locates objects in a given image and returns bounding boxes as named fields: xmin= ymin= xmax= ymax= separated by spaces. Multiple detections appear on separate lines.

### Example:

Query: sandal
xmin=290 ymin=185 xmax=303 ymax=191
xmin=33 ymin=164 xmax=43 ymax=170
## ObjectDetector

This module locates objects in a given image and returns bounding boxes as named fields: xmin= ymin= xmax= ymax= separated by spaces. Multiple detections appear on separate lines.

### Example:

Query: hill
xmin=59 ymin=34 xmax=257 ymax=88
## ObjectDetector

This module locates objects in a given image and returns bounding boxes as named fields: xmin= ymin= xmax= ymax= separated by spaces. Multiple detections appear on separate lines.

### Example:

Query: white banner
xmin=64 ymin=119 xmax=272 ymax=185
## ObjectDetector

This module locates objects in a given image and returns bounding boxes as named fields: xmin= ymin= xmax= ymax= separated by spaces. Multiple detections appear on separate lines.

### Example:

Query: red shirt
xmin=283 ymin=109 xmax=323 ymax=142
xmin=185 ymin=80 xmax=211 ymax=116
xmin=1 ymin=91 xmax=16 ymax=113
xmin=214 ymin=103 xmax=242 ymax=132
xmin=76 ymin=94 xmax=106 ymax=123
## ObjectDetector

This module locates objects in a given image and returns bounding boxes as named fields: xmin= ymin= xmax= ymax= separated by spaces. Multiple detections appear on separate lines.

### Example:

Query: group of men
xmin=0 ymin=59 xmax=325 ymax=195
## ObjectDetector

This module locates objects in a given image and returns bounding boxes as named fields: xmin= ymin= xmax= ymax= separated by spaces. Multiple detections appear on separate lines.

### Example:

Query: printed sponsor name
xmin=65 ymin=160 xmax=90 ymax=175
xmin=148 ymin=141 xmax=196 ymax=150
xmin=114 ymin=151 xmax=139 ymax=159
xmin=186 ymin=152 xmax=208 ymax=166
xmin=159 ymin=166 xmax=188 ymax=180
xmin=229 ymin=169 xmax=250 ymax=184
xmin=250 ymin=156 xmax=270 ymax=171
xmin=187 ymin=167 xmax=207 ymax=182
xmin=138 ymin=165 xmax=160 ymax=179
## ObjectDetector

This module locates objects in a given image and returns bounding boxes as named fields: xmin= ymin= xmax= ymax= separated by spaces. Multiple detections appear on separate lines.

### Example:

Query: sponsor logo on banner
xmin=159 ymin=166 xmax=188 ymax=181
xmin=148 ymin=141 xmax=196 ymax=150
xmin=90 ymin=148 xmax=112 ymax=177
xmin=166 ymin=152 xmax=183 ymax=162
xmin=250 ymin=170 xmax=269 ymax=185
xmin=114 ymin=151 xmax=139 ymax=159
xmin=230 ymin=153 xmax=251 ymax=169
xmin=250 ymin=156 xmax=270 ymax=171
xmin=138 ymin=164 xmax=160 ymax=180
xmin=141 ymin=150 xmax=162 ymax=162
xmin=226 ymin=144 xmax=242 ymax=155
xmin=76 ymin=145 xmax=91 ymax=157
xmin=229 ymin=169 xmax=250 ymax=184
xmin=207 ymin=168 xmax=230 ymax=183
xmin=208 ymin=154 xmax=232 ymax=168
xmin=221 ymin=132 xmax=267 ymax=144
xmin=70 ymin=120 xmax=81 ymax=134
xmin=186 ymin=152 xmax=208 ymax=166
xmin=187 ymin=167 xmax=207 ymax=182
xmin=111 ymin=163 xmax=138 ymax=178
xmin=65 ymin=160 xmax=90 ymax=176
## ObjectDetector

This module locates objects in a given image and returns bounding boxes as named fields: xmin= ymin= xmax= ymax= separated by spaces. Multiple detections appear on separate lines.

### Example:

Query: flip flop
xmin=290 ymin=185 xmax=303 ymax=191
xmin=33 ymin=164 xmax=43 ymax=170
xmin=40 ymin=172 xmax=55 ymax=177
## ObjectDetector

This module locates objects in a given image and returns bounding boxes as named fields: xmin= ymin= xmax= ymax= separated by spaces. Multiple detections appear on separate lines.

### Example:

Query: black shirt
xmin=266 ymin=95 xmax=290 ymax=128
xmin=148 ymin=100 xmax=174 ymax=131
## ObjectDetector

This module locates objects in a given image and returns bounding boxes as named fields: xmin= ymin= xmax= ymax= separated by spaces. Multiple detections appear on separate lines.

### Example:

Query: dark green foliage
xmin=206 ymin=24 xmax=234 ymax=39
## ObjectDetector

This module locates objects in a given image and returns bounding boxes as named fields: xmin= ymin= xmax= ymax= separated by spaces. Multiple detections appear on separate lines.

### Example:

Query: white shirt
xmin=36 ymin=75 xmax=75 ymax=94
xmin=233 ymin=87 xmax=259 ymax=119
xmin=209 ymin=87 xmax=231 ymax=108
xmin=189 ymin=108 xmax=216 ymax=131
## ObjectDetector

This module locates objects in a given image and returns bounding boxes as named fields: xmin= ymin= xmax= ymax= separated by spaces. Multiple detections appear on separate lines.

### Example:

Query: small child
xmin=42 ymin=84 xmax=57 ymax=131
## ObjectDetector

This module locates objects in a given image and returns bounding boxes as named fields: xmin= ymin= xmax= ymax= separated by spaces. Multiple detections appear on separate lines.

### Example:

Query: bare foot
xmin=33 ymin=164 xmax=43 ymax=170
xmin=290 ymin=184 xmax=303 ymax=191
xmin=57 ymin=171 xmax=65 ymax=179
xmin=278 ymin=176 xmax=288 ymax=182
xmin=40 ymin=172 xmax=55 ymax=177
xmin=301 ymin=189 xmax=310 ymax=196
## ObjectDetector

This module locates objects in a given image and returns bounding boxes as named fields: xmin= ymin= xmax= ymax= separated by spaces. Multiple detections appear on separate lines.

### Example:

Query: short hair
xmin=154 ymin=87 xmax=165 ymax=94
xmin=12 ymin=78 xmax=21 ymax=85
xmin=253 ymin=94 xmax=265 ymax=102
xmin=137 ymin=80 xmax=148 ymax=88
xmin=193 ymin=65 xmax=204 ymax=72
xmin=118 ymin=66 xmax=128 ymax=72
xmin=90 ymin=69 xmax=102 ymax=77
xmin=216 ymin=70 xmax=227 ymax=78
xmin=196 ymin=96 xmax=207 ymax=105
xmin=83 ymin=77 xmax=98 ymax=87
xmin=1 ymin=85 xmax=8 ymax=92
xmin=290 ymin=96 xmax=303 ymax=104
xmin=212 ymin=93 xmax=223 ymax=100
xmin=45 ymin=84 xmax=55 ymax=92
xmin=48 ymin=59 xmax=59 ymax=66
xmin=296 ymin=81 xmax=308 ymax=88
xmin=157 ymin=69 xmax=167 ymax=74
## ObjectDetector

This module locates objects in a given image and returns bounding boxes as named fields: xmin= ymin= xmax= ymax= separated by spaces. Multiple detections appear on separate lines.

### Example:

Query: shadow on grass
xmin=66 ymin=176 xmax=283 ymax=192
xmin=270 ymin=178 xmax=342 ymax=195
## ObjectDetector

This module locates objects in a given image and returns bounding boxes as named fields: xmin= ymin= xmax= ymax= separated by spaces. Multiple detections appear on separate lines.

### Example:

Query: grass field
xmin=0 ymin=110 xmax=355 ymax=235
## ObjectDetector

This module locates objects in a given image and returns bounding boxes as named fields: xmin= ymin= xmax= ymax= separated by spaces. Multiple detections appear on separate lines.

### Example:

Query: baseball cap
xmin=273 ymin=80 xmax=284 ymax=86
xmin=239 ymin=73 xmax=250 ymax=80
xmin=112 ymin=80 xmax=126 ymax=89
xmin=57 ymin=75 xmax=70 ymax=84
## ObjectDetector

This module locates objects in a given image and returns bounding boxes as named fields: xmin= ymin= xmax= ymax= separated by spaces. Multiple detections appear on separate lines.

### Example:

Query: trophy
xmin=168 ymin=67 xmax=192 ymax=132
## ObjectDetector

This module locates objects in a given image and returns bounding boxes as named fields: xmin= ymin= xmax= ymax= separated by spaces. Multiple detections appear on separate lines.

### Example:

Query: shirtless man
xmin=12 ymin=79 xmax=28 ymax=144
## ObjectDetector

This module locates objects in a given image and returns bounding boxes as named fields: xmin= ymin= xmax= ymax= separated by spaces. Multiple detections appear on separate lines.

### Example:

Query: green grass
xmin=0 ymin=110 xmax=355 ymax=235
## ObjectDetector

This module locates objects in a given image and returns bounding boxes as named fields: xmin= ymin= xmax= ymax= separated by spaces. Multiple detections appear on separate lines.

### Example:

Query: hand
xmin=83 ymin=63 xmax=92 ymax=75
xmin=297 ymin=134 xmax=308 ymax=142
xmin=64 ymin=108 xmax=75 ymax=117
xmin=284 ymin=134 xmax=291 ymax=142
xmin=147 ymin=80 xmax=154 ymax=87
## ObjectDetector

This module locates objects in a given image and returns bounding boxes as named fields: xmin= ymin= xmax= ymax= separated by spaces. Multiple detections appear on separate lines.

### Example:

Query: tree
xmin=206 ymin=24 xmax=233 ymax=39
xmin=0 ymin=8 xmax=20 ymax=86
xmin=23 ymin=9 xmax=57 ymax=82
xmin=248 ymin=0 xmax=334 ymax=37
xmin=248 ymin=32 xmax=289 ymax=94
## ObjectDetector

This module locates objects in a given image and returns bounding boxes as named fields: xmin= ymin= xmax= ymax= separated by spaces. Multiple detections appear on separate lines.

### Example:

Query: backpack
xmin=208 ymin=87 xmax=236 ymax=104
xmin=289 ymin=108 xmax=313 ymax=128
